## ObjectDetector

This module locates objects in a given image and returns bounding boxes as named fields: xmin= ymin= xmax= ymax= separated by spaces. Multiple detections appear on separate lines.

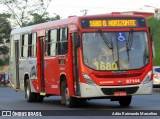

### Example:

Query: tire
xmin=119 ymin=96 xmax=132 ymax=107
xmin=25 ymin=79 xmax=37 ymax=102
xmin=79 ymin=98 xmax=87 ymax=102
xmin=61 ymin=80 xmax=76 ymax=107
xmin=36 ymin=94 xmax=44 ymax=102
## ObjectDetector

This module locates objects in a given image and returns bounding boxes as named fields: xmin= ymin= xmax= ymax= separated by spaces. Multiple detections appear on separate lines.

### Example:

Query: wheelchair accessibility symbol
xmin=117 ymin=32 xmax=126 ymax=42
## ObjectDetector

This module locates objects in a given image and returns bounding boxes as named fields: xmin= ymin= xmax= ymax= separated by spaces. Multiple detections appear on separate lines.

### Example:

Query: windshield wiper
xmin=126 ymin=29 xmax=133 ymax=61
xmin=97 ymin=30 xmax=115 ymax=63
xmin=97 ymin=30 xmax=113 ymax=49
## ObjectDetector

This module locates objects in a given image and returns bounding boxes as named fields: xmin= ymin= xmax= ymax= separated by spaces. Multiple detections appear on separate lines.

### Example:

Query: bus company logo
xmin=2 ymin=111 xmax=11 ymax=116
xmin=100 ymin=81 xmax=114 ymax=84
xmin=1 ymin=111 xmax=42 ymax=116
xmin=118 ymin=80 xmax=122 ymax=84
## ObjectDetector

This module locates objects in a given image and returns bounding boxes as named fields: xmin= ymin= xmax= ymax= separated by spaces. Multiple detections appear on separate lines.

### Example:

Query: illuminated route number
xmin=93 ymin=61 xmax=118 ymax=70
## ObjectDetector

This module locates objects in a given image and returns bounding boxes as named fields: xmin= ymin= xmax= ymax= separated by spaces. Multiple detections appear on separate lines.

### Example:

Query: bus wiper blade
xmin=126 ymin=29 xmax=133 ymax=51
xmin=126 ymin=29 xmax=133 ymax=61
xmin=97 ymin=30 xmax=113 ymax=49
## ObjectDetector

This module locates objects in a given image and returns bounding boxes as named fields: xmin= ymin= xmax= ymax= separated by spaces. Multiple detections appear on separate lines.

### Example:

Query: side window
xmin=58 ymin=27 xmax=68 ymax=55
xmin=21 ymin=34 xmax=29 ymax=57
xmin=27 ymin=33 xmax=37 ymax=57
xmin=28 ymin=34 xmax=32 ymax=57
xmin=46 ymin=29 xmax=57 ymax=56
xmin=32 ymin=33 xmax=37 ymax=57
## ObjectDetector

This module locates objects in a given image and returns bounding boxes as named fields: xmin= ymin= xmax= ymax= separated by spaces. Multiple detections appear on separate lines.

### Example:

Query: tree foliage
xmin=0 ymin=13 xmax=11 ymax=43
xmin=0 ymin=45 xmax=9 ymax=55
xmin=0 ymin=0 xmax=60 ymax=27
xmin=27 ymin=13 xmax=60 ymax=26
xmin=0 ymin=57 xmax=9 ymax=66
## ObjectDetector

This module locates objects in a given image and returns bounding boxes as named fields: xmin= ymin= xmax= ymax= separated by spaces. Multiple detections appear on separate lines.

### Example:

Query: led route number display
xmin=81 ymin=17 xmax=146 ymax=28
xmin=93 ymin=61 xmax=118 ymax=70
xmin=90 ymin=19 xmax=136 ymax=27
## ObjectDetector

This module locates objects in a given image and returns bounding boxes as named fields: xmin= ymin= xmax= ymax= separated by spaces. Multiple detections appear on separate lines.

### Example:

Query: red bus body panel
xmin=28 ymin=14 xmax=152 ymax=97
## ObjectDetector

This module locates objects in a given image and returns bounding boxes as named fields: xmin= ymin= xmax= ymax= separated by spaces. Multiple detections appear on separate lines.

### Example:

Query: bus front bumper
xmin=79 ymin=81 xmax=153 ymax=98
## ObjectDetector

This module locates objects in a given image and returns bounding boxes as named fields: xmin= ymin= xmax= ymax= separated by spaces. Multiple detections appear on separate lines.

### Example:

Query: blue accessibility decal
xmin=117 ymin=32 xmax=126 ymax=42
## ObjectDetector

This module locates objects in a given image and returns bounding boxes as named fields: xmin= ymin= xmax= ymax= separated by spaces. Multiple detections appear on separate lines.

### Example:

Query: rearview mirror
xmin=72 ymin=33 xmax=80 ymax=48
xmin=152 ymin=40 xmax=155 ymax=58
xmin=148 ymin=27 xmax=155 ymax=58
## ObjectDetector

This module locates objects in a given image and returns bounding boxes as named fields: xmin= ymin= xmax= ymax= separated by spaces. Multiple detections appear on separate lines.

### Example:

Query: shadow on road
xmin=153 ymin=88 xmax=160 ymax=93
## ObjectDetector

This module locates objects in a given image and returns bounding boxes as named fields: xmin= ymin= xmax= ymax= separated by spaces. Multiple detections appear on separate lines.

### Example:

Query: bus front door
xmin=72 ymin=33 xmax=80 ymax=96
xmin=13 ymin=40 xmax=20 ymax=89
xmin=37 ymin=36 xmax=46 ymax=95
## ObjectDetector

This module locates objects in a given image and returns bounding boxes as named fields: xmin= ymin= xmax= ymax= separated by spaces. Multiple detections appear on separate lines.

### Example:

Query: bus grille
xmin=101 ymin=87 xmax=139 ymax=95
xmin=94 ymin=73 xmax=142 ymax=78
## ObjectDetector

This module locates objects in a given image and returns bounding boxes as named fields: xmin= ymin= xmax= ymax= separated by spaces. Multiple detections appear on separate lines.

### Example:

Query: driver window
xmin=58 ymin=27 xmax=68 ymax=55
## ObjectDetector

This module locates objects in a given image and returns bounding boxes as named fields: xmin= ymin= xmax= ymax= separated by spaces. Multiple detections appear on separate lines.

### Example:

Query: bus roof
xmin=11 ymin=25 xmax=35 ymax=35
xmin=11 ymin=16 xmax=79 ymax=35
xmin=11 ymin=13 xmax=146 ymax=35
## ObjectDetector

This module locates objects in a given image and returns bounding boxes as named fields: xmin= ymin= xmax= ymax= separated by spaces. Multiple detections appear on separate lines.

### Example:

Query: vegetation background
xmin=147 ymin=17 xmax=160 ymax=66
xmin=0 ymin=0 xmax=60 ymax=72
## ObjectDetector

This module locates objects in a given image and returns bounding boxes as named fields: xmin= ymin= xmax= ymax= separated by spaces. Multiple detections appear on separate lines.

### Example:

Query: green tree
xmin=0 ymin=0 xmax=60 ymax=27
xmin=147 ymin=17 xmax=160 ymax=65
xmin=0 ymin=45 xmax=9 ymax=55
xmin=0 ymin=13 xmax=11 ymax=43
xmin=27 ymin=13 xmax=60 ymax=26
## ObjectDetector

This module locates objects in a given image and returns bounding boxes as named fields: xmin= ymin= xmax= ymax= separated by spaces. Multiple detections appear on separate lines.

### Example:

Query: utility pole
xmin=80 ymin=9 xmax=88 ymax=16
xmin=144 ymin=5 xmax=160 ymax=20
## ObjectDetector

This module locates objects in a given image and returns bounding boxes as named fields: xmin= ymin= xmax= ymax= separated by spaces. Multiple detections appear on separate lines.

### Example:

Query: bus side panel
xmin=66 ymin=33 xmax=74 ymax=96
xmin=44 ymin=57 xmax=60 ymax=95
xmin=10 ymin=36 xmax=20 ymax=90
xmin=29 ymin=59 xmax=38 ymax=93
xmin=37 ymin=37 xmax=42 ymax=93
xmin=19 ymin=58 xmax=29 ymax=90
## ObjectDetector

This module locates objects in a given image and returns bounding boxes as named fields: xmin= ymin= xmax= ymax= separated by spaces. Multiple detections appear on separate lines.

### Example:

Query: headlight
xmin=153 ymin=74 xmax=160 ymax=79
xmin=82 ymin=73 xmax=97 ymax=86
xmin=142 ymin=71 xmax=152 ymax=84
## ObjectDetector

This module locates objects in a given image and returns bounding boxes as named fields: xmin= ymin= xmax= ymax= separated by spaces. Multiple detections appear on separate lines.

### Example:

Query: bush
xmin=0 ymin=56 xmax=9 ymax=66
xmin=0 ymin=45 xmax=9 ymax=55
xmin=147 ymin=17 xmax=160 ymax=66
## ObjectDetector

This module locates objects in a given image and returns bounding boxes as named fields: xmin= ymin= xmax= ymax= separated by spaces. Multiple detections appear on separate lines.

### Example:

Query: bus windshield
xmin=82 ymin=31 xmax=149 ymax=71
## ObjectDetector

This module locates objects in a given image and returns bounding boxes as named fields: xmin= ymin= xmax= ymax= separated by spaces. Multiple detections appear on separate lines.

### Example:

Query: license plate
xmin=114 ymin=92 xmax=127 ymax=96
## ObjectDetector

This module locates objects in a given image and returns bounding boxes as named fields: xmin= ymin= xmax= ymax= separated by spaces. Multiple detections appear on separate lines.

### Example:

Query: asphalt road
xmin=0 ymin=86 xmax=160 ymax=119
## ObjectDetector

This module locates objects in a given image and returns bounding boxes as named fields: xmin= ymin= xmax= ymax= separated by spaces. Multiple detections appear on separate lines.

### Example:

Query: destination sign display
xmin=81 ymin=18 xmax=146 ymax=28
xmin=90 ymin=20 xmax=136 ymax=27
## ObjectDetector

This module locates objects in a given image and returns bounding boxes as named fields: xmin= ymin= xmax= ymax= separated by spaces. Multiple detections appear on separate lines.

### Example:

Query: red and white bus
xmin=10 ymin=14 xmax=153 ymax=107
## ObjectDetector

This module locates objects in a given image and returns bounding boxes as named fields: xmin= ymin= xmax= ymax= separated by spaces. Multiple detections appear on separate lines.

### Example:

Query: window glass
xmin=46 ymin=29 xmax=57 ymax=56
xmin=21 ymin=34 xmax=29 ymax=58
xmin=82 ymin=32 xmax=149 ymax=71
xmin=32 ymin=33 xmax=37 ymax=57
xmin=155 ymin=68 xmax=160 ymax=72
xmin=50 ymin=30 xmax=57 ymax=56
xmin=28 ymin=34 xmax=32 ymax=57
xmin=59 ymin=27 xmax=68 ymax=55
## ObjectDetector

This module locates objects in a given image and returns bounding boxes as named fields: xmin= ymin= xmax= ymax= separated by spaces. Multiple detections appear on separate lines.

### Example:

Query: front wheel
xmin=36 ymin=94 xmax=44 ymax=102
xmin=61 ymin=80 xmax=76 ymax=107
xmin=25 ymin=79 xmax=37 ymax=102
xmin=118 ymin=96 xmax=132 ymax=107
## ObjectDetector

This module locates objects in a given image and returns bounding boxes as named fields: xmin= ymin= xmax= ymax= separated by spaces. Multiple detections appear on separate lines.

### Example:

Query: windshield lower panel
xmin=82 ymin=31 xmax=149 ymax=71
